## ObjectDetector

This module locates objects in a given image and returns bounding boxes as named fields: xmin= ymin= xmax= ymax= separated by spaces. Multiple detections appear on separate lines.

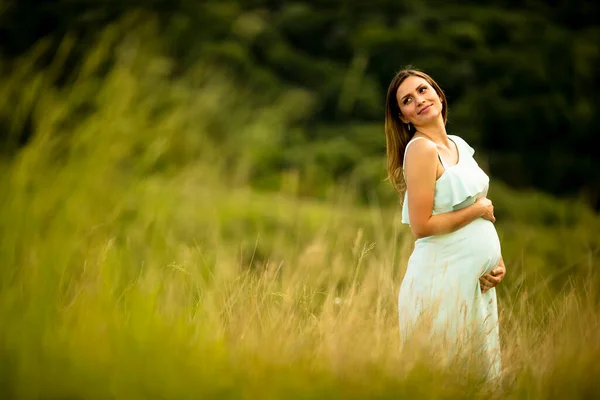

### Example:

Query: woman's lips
xmin=418 ymin=104 xmax=432 ymax=114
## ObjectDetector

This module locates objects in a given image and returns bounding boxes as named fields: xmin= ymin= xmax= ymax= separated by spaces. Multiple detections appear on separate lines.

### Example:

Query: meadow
xmin=1 ymin=22 xmax=600 ymax=399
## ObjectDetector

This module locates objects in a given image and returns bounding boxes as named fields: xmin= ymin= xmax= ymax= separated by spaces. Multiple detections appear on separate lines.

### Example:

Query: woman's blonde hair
xmin=384 ymin=68 xmax=448 ymax=196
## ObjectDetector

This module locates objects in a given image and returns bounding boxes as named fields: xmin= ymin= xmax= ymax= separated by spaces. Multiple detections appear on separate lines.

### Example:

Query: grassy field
xmin=1 ymin=23 xmax=600 ymax=399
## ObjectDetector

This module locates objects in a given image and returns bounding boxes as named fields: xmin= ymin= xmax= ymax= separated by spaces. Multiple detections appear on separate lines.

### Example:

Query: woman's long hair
xmin=385 ymin=68 xmax=448 ymax=197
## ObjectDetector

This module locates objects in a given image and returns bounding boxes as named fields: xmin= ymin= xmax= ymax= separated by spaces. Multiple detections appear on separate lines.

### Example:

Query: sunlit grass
xmin=1 ymin=15 xmax=600 ymax=399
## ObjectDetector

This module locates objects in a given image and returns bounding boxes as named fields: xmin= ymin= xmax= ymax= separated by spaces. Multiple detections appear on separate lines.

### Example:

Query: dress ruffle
xmin=436 ymin=163 xmax=489 ymax=211
xmin=401 ymin=135 xmax=488 ymax=225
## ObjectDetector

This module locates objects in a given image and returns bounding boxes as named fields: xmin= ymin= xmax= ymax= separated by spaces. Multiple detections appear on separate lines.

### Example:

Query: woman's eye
xmin=403 ymin=98 xmax=411 ymax=105
xmin=420 ymin=87 xmax=427 ymax=93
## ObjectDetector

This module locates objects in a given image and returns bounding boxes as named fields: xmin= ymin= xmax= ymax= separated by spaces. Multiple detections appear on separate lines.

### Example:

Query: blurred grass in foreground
xmin=1 ymin=15 xmax=600 ymax=399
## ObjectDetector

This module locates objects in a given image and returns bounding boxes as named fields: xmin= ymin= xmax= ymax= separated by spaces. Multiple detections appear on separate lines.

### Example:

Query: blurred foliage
xmin=0 ymin=9 xmax=600 ymax=399
xmin=0 ymin=5 xmax=597 ymax=320
xmin=0 ymin=0 xmax=599 ymax=208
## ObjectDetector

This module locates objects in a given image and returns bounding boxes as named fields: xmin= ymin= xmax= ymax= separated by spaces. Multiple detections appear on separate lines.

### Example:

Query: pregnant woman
xmin=384 ymin=68 xmax=507 ymax=379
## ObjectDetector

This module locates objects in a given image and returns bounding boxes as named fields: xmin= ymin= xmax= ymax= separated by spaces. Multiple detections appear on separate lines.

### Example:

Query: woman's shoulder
xmin=405 ymin=136 xmax=438 ymax=157
xmin=403 ymin=136 xmax=438 ymax=167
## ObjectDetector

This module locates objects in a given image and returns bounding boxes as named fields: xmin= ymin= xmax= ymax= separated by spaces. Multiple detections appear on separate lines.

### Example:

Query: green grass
xmin=2 ymin=18 xmax=600 ymax=399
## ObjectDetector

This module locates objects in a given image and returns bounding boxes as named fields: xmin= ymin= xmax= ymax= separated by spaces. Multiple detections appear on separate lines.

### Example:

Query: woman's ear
xmin=398 ymin=113 xmax=408 ymax=124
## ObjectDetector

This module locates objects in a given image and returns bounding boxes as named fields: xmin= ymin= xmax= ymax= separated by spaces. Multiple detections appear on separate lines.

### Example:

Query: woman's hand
xmin=480 ymin=257 xmax=506 ymax=294
xmin=475 ymin=197 xmax=495 ymax=223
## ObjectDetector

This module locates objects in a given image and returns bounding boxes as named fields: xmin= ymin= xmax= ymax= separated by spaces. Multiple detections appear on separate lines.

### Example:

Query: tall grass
xmin=1 ymin=16 xmax=600 ymax=399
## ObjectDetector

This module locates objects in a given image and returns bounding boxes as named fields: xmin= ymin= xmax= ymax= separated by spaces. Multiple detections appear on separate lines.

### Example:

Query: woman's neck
xmin=414 ymin=119 xmax=449 ymax=146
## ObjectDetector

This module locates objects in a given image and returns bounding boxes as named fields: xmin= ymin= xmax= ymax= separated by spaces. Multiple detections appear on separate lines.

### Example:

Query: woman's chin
xmin=415 ymin=113 xmax=442 ymax=127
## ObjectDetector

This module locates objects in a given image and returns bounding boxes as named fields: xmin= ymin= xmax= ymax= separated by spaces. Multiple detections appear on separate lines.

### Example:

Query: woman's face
xmin=395 ymin=75 xmax=443 ymax=126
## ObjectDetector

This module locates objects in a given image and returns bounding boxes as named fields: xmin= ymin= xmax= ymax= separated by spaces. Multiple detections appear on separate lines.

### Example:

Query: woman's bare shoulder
xmin=403 ymin=137 xmax=438 ymax=173
xmin=405 ymin=137 xmax=437 ymax=160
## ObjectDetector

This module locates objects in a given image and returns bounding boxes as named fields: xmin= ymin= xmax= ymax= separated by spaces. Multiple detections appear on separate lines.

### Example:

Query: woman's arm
xmin=404 ymin=139 xmax=495 ymax=239
xmin=413 ymin=199 xmax=494 ymax=238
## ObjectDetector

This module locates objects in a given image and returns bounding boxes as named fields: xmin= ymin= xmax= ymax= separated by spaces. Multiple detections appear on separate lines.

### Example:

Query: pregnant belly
xmin=411 ymin=218 xmax=502 ymax=279
xmin=457 ymin=218 xmax=502 ymax=275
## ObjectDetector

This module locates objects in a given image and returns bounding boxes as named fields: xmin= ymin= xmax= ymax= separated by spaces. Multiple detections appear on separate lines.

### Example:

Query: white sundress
xmin=398 ymin=134 xmax=502 ymax=378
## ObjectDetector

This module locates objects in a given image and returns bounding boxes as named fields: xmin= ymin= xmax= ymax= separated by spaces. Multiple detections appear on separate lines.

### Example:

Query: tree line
xmin=1 ymin=0 xmax=599 ymax=207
